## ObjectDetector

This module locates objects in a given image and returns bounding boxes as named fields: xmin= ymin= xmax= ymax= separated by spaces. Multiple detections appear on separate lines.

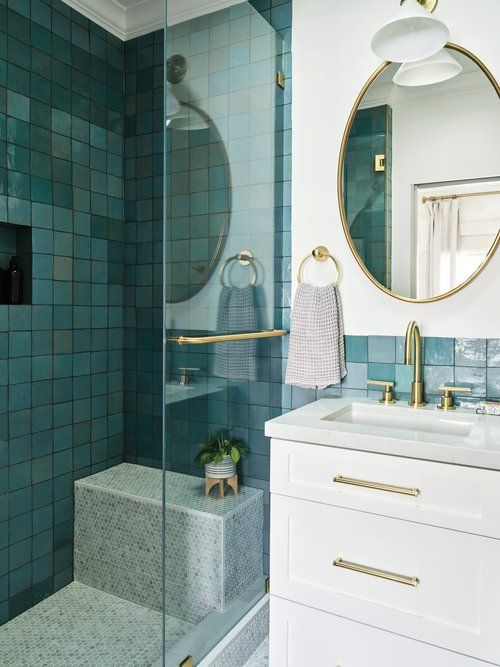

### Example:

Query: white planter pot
xmin=205 ymin=456 xmax=236 ymax=479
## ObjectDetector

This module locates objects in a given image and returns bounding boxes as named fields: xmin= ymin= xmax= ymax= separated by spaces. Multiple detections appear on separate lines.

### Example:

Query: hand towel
xmin=285 ymin=283 xmax=346 ymax=389
xmin=214 ymin=285 xmax=258 ymax=381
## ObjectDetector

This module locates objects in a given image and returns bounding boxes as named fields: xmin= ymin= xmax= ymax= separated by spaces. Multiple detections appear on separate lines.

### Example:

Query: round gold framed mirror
xmin=338 ymin=44 xmax=500 ymax=303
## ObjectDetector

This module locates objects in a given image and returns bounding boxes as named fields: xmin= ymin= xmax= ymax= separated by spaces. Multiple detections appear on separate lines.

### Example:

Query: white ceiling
xmin=62 ymin=0 xmax=245 ymax=40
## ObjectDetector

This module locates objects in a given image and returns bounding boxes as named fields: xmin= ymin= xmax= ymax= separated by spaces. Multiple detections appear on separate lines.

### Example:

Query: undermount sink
xmin=322 ymin=402 xmax=478 ymax=438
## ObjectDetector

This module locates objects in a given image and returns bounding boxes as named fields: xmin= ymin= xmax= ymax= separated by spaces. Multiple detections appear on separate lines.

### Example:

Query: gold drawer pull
xmin=333 ymin=475 xmax=419 ymax=497
xmin=333 ymin=558 xmax=419 ymax=587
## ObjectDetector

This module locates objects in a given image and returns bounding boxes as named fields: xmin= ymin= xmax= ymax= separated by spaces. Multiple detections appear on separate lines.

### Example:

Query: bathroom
xmin=0 ymin=0 xmax=499 ymax=665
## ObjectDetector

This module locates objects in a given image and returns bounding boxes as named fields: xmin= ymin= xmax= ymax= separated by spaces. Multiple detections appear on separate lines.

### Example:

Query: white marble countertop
xmin=265 ymin=398 xmax=500 ymax=471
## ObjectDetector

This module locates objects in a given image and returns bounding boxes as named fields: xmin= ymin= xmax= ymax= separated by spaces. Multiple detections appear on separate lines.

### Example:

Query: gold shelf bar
xmin=169 ymin=330 xmax=288 ymax=346
xmin=333 ymin=475 xmax=420 ymax=497
xmin=333 ymin=558 xmax=419 ymax=587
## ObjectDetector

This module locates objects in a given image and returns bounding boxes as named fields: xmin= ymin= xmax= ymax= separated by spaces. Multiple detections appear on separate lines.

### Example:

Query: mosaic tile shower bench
xmin=74 ymin=463 xmax=263 ymax=624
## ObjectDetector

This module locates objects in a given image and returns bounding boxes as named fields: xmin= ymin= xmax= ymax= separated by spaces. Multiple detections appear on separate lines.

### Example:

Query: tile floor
xmin=0 ymin=582 xmax=193 ymax=666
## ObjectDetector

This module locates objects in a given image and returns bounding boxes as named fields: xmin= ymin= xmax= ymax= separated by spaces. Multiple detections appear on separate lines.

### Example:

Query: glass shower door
xmin=163 ymin=3 xmax=287 ymax=664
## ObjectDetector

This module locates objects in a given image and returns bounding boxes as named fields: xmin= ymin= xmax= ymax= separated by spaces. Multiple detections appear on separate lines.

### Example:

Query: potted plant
xmin=195 ymin=431 xmax=248 ymax=497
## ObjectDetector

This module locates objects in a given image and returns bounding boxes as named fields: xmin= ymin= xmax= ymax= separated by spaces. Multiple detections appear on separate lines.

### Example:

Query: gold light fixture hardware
xmin=404 ymin=320 xmax=426 ymax=407
xmin=297 ymin=246 xmax=341 ymax=285
xmin=437 ymin=386 xmax=472 ymax=411
xmin=333 ymin=557 xmax=419 ymax=587
xmin=220 ymin=250 xmax=257 ymax=286
xmin=422 ymin=189 xmax=500 ymax=204
xmin=400 ymin=0 xmax=439 ymax=12
xmin=367 ymin=379 xmax=396 ymax=404
xmin=333 ymin=475 xmax=420 ymax=497
xmin=375 ymin=154 xmax=386 ymax=172
xmin=179 ymin=657 xmax=193 ymax=667
xmin=337 ymin=43 xmax=500 ymax=304
xmin=169 ymin=330 xmax=288 ymax=346
xmin=276 ymin=71 xmax=285 ymax=89
xmin=265 ymin=577 xmax=270 ymax=593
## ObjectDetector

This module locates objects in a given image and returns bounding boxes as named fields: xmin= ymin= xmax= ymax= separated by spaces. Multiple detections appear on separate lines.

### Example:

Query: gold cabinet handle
xmin=333 ymin=475 xmax=419 ymax=497
xmin=333 ymin=558 xmax=419 ymax=587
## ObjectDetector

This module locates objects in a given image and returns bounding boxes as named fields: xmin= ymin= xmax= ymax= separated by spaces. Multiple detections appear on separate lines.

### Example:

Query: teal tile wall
xmin=344 ymin=105 xmax=392 ymax=288
xmin=0 ymin=0 xmax=124 ymax=624
xmin=121 ymin=1 xmax=292 ymax=579
xmin=123 ymin=29 xmax=163 ymax=468
xmin=289 ymin=336 xmax=500 ymax=410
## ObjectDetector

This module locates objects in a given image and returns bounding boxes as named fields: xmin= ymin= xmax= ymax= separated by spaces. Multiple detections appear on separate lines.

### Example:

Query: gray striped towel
xmin=214 ymin=285 xmax=258 ymax=381
xmin=285 ymin=283 xmax=346 ymax=389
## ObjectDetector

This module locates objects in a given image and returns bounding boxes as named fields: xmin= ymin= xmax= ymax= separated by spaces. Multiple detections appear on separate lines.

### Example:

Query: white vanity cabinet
xmin=266 ymin=400 xmax=500 ymax=667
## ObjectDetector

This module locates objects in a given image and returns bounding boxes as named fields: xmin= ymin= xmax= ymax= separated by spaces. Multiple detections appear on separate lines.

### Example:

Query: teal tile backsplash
xmin=327 ymin=336 xmax=500 ymax=404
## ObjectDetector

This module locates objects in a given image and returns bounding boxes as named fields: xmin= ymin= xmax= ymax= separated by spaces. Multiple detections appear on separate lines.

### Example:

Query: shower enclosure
xmin=0 ymin=0 xmax=291 ymax=664
xmin=163 ymin=2 xmax=291 ymax=663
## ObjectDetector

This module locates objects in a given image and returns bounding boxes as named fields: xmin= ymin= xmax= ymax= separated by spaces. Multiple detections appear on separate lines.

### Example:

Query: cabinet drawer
xmin=270 ymin=495 xmax=500 ymax=663
xmin=270 ymin=597 xmax=486 ymax=667
xmin=271 ymin=439 xmax=500 ymax=539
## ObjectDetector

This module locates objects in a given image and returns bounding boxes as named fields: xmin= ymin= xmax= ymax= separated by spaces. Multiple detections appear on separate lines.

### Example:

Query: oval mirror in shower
xmin=338 ymin=44 xmax=500 ymax=303
xmin=166 ymin=102 xmax=231 ymax=303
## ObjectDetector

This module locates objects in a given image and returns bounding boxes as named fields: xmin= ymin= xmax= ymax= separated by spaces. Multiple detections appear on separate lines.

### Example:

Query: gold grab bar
xmin=169 ymin=330 xmax=288 ymax=346
xmin=333 ymin=558 xmax=419 ymax=587
xmin=333 ymin=475 xmax=420 ymax=497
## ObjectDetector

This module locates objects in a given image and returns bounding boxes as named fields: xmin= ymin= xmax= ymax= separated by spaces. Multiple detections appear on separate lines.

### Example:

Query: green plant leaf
xmin=230 ymin=447 xmax=240 ymax=463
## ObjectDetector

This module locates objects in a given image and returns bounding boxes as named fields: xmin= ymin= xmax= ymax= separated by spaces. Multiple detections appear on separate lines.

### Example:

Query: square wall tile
xmin=455 ymin=339 xmax=486 ymax=367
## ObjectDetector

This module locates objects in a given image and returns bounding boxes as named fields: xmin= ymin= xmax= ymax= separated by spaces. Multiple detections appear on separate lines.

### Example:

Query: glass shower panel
xmin=164 ymin=4 xmax=283 ymax=664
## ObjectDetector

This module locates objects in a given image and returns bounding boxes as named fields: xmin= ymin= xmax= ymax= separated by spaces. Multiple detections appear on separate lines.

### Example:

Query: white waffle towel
xmin=214 ymin=285 xmax=257 ymax=381
xmin=285 ymin=283 xmax=346 ymax=389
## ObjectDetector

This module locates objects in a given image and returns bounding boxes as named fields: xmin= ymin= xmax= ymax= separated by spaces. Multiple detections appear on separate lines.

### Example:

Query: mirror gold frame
xmin=337 ymin=43 xmax=500 ymax=303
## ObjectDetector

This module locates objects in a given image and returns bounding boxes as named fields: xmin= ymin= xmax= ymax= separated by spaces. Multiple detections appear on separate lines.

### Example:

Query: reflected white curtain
xmin=417 ymin=199 xmax=459 ymax=298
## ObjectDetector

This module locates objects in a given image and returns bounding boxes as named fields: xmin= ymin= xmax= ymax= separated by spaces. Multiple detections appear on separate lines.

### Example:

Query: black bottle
xmin=0 ymin=268 xmax=4 ymax=304
xmin=6 ymin=256 xmax=23 ymax=305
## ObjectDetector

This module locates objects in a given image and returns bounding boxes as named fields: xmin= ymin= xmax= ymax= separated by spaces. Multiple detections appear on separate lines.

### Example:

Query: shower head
xmin=167 ymin=55 xmax=188 ymax=84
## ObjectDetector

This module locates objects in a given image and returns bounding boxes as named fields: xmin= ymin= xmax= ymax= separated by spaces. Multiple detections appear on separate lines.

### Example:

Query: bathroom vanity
xmin=266 ymin=399 xmax=500 ymax=666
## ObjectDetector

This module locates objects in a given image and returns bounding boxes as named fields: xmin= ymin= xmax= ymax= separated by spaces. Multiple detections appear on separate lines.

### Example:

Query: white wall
xmin=292 ymin=0 xmax=500 ymax=337
xmin=391 ymin=81 xmax=500 ymax=295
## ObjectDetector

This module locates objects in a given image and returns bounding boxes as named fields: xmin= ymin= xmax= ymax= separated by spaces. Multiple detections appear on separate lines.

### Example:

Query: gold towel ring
xmin=297 ymin=246 xmax=341 ymax=286
xmin=220 ymin=250 xmax=257 ymax=286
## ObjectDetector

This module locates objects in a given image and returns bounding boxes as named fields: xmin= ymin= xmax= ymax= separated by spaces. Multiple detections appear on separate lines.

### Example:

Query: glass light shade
xmin=371 ymin=0 xmax=449 ymax=63
xmin=393 ymin=49 xmax=462 ymax=86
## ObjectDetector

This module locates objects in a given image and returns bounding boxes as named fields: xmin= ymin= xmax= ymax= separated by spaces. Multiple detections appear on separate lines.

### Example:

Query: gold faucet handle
xmin=439 ymin=386 xmax=472 ymax=394
xmin=367 ymin=380 xmax=396 ymax=404
xmin=437 ymin=386 xmax=471 ymax=410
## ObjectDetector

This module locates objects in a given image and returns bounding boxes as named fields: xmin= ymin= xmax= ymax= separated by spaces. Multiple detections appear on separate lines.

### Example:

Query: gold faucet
xmin=404 ymin=321 xmax=426 ymax=407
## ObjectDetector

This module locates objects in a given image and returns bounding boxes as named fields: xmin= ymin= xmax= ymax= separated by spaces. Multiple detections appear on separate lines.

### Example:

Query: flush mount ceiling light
xmin=393 ymin=48 xmax=462 ymax=86
xmin=371 ymin=0 xmax=449 ymax=63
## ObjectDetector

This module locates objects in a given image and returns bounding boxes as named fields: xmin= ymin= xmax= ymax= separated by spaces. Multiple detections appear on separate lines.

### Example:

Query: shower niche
xmin=0 ymin=222 xmax=32 ymax=305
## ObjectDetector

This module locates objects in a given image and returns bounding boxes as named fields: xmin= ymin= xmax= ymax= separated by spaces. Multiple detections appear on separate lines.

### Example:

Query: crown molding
xmin=61 ymin=0 xmax=127 ymax=40
xmin=167 ymin=0 xmax=245 ymax=26
xmin=126 ymin=0 xmax=164 ymax=39
xmin=61 ymin=0 xmax=245 ymax=41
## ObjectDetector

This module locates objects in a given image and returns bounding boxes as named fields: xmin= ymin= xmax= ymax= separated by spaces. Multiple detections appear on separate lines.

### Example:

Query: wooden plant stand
xmin=205 ymin=475 xmax=238 ymax=499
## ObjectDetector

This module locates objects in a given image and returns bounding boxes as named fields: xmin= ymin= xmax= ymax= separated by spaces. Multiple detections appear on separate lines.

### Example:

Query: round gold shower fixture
xmin=400 ymin=0 xmax=438 ymax=11
xmin=167 ymin=55 xmax=188 ymax=84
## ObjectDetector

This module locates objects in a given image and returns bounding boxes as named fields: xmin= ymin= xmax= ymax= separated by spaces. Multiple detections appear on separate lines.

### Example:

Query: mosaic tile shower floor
xmin=0 ymin=582 xmax=194 ymax=666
